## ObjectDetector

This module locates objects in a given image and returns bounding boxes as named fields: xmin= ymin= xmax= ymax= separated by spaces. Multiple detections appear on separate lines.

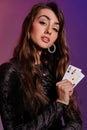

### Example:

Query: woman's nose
xmin=45 ymin=26 xmax=52 ymax=35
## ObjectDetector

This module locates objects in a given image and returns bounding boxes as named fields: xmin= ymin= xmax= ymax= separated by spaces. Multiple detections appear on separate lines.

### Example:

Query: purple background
xmin=0 ymin=0 xmax=87 ymax=129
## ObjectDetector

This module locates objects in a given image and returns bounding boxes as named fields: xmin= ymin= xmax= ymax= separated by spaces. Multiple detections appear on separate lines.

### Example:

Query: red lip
xmin=41 ymin=36 xmax=50 ymax=43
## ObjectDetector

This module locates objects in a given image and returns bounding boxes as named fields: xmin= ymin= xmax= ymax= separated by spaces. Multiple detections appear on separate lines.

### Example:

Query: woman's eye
xmin=39 ymin=21 xmax=46 ymax=25
xmin=53 ymin=28 xmax=59 ymax=33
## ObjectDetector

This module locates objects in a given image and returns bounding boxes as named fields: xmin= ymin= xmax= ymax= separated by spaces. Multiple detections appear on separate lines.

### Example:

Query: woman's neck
xmin=35 ymin=51 xmax=41 ymax=65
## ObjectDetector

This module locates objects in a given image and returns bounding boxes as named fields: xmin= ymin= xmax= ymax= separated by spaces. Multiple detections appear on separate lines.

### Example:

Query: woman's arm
xmin=0 ymin=63 xmax=66 ymax=130
xmin=62 ymin=108 xmax=82 ymax=130
xmin=56 ymin=80 xmax=82 ymax=130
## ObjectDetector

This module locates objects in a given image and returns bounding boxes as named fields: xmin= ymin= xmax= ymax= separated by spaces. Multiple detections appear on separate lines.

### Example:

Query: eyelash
xmin=39 ymin=21 xmax=46 ymax=25
xmin=53 ymin=28 xmax=59 ymax=33
xmin=39 ymin=21 xmax=59 ymax=33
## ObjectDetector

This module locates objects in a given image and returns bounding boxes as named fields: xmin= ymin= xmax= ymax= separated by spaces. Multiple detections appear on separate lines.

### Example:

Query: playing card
xmin=62 ymin=65 xmax=85 ymax=87
xmin=63 ymin=65 xmax=81 ymax=80
xmin=67 ymin=69 xmax=85 ymax=87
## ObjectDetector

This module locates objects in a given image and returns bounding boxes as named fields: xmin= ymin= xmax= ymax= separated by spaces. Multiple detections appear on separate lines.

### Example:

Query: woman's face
xmin=30 ymin=8 xmax=59 ymax=49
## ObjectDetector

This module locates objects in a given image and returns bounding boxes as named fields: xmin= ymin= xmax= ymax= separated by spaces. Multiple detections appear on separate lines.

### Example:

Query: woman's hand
xmin=56 ymin=79 xmax=74 ymax=105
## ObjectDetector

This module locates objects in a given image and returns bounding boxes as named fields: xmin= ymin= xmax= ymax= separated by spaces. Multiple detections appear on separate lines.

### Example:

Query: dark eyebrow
xmin=38 ymin=15 xmax=59 ymax=25
xmin=38 ymin=15 xmax=50 ymax=20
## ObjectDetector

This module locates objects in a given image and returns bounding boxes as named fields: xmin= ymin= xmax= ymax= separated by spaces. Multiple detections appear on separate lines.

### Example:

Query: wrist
xmin=56 ymin=99 xmax=69 ymax=105
xmin=56 ymin=100 xmax=68 ymax=112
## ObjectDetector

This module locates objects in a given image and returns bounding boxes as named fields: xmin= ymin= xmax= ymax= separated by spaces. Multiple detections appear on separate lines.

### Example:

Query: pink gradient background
xmin=0 ymin=0 xmax=87 ymax=129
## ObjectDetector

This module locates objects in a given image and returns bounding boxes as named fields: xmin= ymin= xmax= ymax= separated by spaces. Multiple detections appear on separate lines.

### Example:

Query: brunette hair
xmin=13 ymin=2 xmax=80 ymax=119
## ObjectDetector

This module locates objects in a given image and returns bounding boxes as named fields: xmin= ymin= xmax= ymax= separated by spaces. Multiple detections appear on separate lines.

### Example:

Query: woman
xmin=0 ymin=2 xmax=82 ymax=130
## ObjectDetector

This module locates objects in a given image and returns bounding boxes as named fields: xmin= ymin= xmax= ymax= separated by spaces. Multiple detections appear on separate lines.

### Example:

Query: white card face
xmin=63 ymin=65 xmax=81 ymax=80
xmin=62 ymin=65 xmax=85 ymax=87
xmin=67 ymin=70 xmax=85 ymax=87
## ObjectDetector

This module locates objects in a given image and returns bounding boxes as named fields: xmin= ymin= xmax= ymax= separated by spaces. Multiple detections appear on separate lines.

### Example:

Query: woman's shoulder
xmin=0 ymin=59 xmax=22 ymax=95
xmin=0 ymin=59 xmax=17 ymax=74
xmin=0 ymin=58 xmax=20 ymax=83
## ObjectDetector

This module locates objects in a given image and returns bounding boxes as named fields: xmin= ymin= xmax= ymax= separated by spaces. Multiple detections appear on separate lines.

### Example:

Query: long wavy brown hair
xmin=13 ymin=2 xmax=80 ymax=119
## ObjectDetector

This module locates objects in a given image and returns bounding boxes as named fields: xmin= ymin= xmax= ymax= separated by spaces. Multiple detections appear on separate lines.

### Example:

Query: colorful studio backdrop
xmin=0 ymin=0 xmax=87 ymax=129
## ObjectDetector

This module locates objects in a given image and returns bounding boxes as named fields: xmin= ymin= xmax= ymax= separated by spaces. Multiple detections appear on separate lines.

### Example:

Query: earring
xmin=27 ymin=32 xmax=30 ymax=40
xmin=48 ymin=44 xmax=56 ymax=53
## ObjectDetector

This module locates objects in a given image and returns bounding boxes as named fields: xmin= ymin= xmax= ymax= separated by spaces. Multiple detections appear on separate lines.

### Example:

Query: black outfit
xmin=0 ymin=59 xmax=82 ymax=130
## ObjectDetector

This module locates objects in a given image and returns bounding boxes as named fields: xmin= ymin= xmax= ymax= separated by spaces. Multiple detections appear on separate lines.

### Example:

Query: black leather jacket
xmin=0 ymin=60 xmax=82 ymax=130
